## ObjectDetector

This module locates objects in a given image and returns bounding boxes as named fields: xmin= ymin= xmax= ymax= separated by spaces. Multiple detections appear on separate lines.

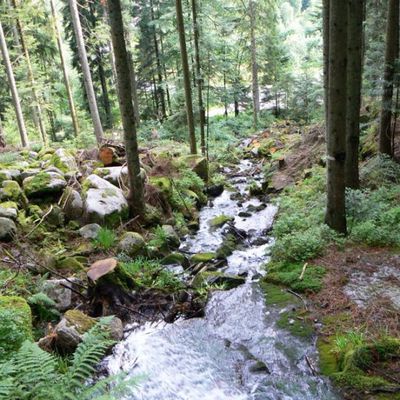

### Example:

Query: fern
xmin=0 ymin=318 xmax=127 ymax=400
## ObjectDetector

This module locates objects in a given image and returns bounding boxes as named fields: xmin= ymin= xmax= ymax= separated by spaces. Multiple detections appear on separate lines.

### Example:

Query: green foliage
xmin=93 ymin=228 xmax=117 ymax=250
xmin=27 ymin=293 xmax=60 ymax=322
xmin=265 ymin=262 xmax=325 ymax=293
xmin=360 ymin=154 xmax=400 ymax=189
xmin=0 ymin=318 xmax=127 ymax=400
xmin=148 ymin=226 xmax=169 ymax=250
xmin=121 ymin=257 xmax=183 ymax=291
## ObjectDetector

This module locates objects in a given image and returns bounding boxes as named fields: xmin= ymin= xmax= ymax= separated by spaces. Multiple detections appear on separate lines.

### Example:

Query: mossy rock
xmin=190 ymin=252 xmax=217 ymax=263
xmin=143 ymin=204 xmax=162 ymax=226
xmin=260 ymin=282 xmax=294 ymax=306
xmin=216 ymin=234 xmax=237 ymax=259
xmin=0 ymin=180 xmax=22 ymax=201
xmin=192 ymin=271 xmax=245 ymax=289
xmin=55 ymin=256 xmax=85 ymax=273
xmin=0 ymin=296 xmax=32 ymax=357
xmin=49 ymin=149 xmax=78 ymax=173
xmin=118 ymin=232 xmax=146 ymax=256
xmin=209 ymin=214 xmax=234 ymax=229
xmin=180 ymin=154 xmax=208 ymax=181
xmin=0 ymin=201 xmax=18 ymax=220
xmin=317 ymin=336 xmax=340 ymax=376
xmin=23 ymin=171 xmax=66 ymax=198
xmin=64 ymin=309 xmax=96 ymax=334
xmin=161 ymin=252 xmax=188 ymax=266
xmin=276 ymin=310 xmax=314 ymax=339
xmin=149 ymin=176 xmax=172 ymax=196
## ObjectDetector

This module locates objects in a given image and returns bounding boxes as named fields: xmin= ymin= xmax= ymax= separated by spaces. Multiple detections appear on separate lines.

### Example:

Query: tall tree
xmin=192 ymin=0 xmax=206 ymax=155
xmin=325 ymin=0 xmax=348 ymax=234
xmin=0 ymin=20 xmax=29 ymax=147
xmin=345 ymin=0 xmax=364 ymax=189
xmin=379 ymin=0 xmax=399 ymax=156
xmin=249 ymin=0 xmax=259 ymax=129
xmin=107 ymin=0 xmax=145 ymax=218
xmin=50 ymin=0 xmax=79 ymax=138
xmin=11 ymin=0 xmax=47 ymax=145
xmin=68 ymin=0 xmax=103 ymax=145
xmin=322 ymin=0 xmax=329 ymax=127
xmin=176 ymin=0 xmax=197 ymax=154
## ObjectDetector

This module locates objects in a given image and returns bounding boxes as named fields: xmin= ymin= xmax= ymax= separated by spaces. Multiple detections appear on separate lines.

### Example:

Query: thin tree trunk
xmin=249 ymin=0 xmax=259 ymax=129
xmin=379 ymin=0 xmax=399 ymax=156
xmin=345 ymin=0 xmax=364 ymax=189
xmin=50 ymin=0 xmax=79 ymax=137
xmin=151 ymin=0 xmax=167 ymax=120
xmin=97 ymin=54 xmax=113 ymax=129
xmin=12 ymin=0 xmax=47 ymax=145
xmin=191 ymin=0 xmax=206 ymax=155
xmin=159 ymin=33 xmax=172 ymax=115
xmin=325 ymin=0 xmax=347 ymax=234
xmin=107 ymin=0 xmax=145 ymax=217
xmin=0 ymin=21 xmax=29 ymax=147
xmin=127 ymin=49 xmax=140 ymax=126
xmin=0 ymin=117 xmax=5 ymax=147
xmin=322 ymin=0 xmax=330 ymax=129
xmin=176 ymin=0 xmax=197 ymax=154
xmin=68 ymin=0 xmax=103 ymax=145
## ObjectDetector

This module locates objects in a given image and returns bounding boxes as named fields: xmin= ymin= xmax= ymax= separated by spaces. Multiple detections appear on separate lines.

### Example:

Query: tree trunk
xmin=97 ymin=54 xmax=113 ymax=129
xmin=12 ymin=0 xmax=47 ymax=145
xmin=0 ymin=117 xmax=5 ymax=148
xmin=249 ymin=0 xmax=259 ymax=129
xmin=176 ymin=0 xmax=197 ymax=154
xmin=345 ymin=0 xmax=364 ymax=189
xmin=159 ymin=33 xmax=172 ymax=115
xmin=107 ymin=0 xmax=145 ymax=218
xmin=126 ymin=49 xmax=140 ymax=126
xmin=50 ymin=0 xmax=79 ymax=138
xmin=322 ymin=0 xmax=330 ymax=128
xmin=0 ymin=20 xmax=29 ymax=147
xmin=68 ymin=0 xmax=103 ymax=145
xmin=325 ymin=0 xmax=347 ymax=234
xmin=191 ymin=0 xmax=206 ymax=155
xmin=379 ymin=0 xmax=399 ymax=156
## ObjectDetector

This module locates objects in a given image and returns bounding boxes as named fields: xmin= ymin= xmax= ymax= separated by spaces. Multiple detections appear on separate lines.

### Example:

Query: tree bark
xmin=379 ymin=0 xmax=399 ymax=156
xmin=107 ymin=0 xmax=145 ymax=218
xmin=322 ymin=0 xmax=329 ymax=128
xmin=249 ymin=0 xmax=259 ymax=129
xmin=0 ymin=117 xmax=5 ymax=148
xmin=0 ymin=20 xmax=29 ymax=147
xmin=191 ymin=0 xmax=206 ymax=155
xmin=12 ymin=0 xmax=47 ymax=145
xmin=97 ymin=53 xmax=113 ymax=129
xmin=325 ymin=0 xmax=347 ymax=234
xmin=176 ymin=0 xmax=197 ymax=154
xmin=50 ymin=0 xmax=79 ymax=138
xmin=345 ymin=0 xmax=364 ymax=189
xmin=68 ymin=0 xmax=103 ymax=145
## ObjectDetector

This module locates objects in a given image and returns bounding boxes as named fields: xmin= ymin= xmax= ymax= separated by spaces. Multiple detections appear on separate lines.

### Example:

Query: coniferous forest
xmin=0 ymin=0 xmax=400 ymax=399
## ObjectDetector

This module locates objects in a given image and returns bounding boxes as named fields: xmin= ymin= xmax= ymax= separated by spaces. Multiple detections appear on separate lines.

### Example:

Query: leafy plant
xmin=148 ymin=226 xmax=169 ymax=249
xmin=93 ymin=228 xmax=117 ymax=251
xmin=0 ymin=318 xmax=128 ymax=400
xmin=27 ymin=293 xmax=60 ymax=322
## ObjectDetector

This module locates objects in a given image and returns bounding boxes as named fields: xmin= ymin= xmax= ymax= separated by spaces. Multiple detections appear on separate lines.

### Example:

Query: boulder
xmin=0 ymin=169 xmax=20 ymax=184
xmin=118 ymin=232 xmax=146 ymax=256
xmin=0 ymin=202 xmax=18 ymax=220
xmin=49 ymin=148 xmax=78 ymax=173
xmin=192 ymin=271 xmax=246 ymax=290
xmin=0 ymin=296 xmax=32 ymax=357
xmin=180 ymin=155 xmax=208 ymax=181
xmin=206 ymin=184 xmax=224 ymax=197
xmin=94 ymin=166 xmax=129 ymax=186
xmin=0 ymin=217 xmax=17 ymax=241
xmin=60 ymin=187 xmax=84 ymax=221
xmin=209 ymin=214 xmax=234 ymax=229
xmin=161 ymin=252 xmax=189 ymax=268
xmin=82 ymin=175 xmax=129 ymax=227
xmin=20 ymin=168 xmax=41 ymax=181
xmin=190 ymin=252 xmax=217 ymax=263
xmin=162 ymin=224 xmax=180 ymax=248
xmin=79 ymin=223 xmax=101 ymax=239
xmin=0 ymin=180 xmax=22 ymax=201
xmin=42 ymin=279 xmax=75 ymax=311
xmin=23 ymin=171 xmax=67 ymax=198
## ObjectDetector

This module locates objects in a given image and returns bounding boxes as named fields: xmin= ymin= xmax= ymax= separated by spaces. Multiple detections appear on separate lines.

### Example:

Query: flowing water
xmin=106 ymin=159 xmax=339 ymax=400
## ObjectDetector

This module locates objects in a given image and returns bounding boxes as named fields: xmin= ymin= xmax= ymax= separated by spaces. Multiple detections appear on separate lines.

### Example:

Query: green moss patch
xmin=209 ymin=215 xmax=234 ymax=228
xmin=260 ymin=282 xmax=294 ymax=306
xmin=216 ymin=234 xmax=237 ymax=259
xmin=190 ymin=252 xmax=217 ymax=263
xmin=276 ymin=310 xmax=314 ymax=339
xmin=265 ymin=262 xmax=325 ymax=293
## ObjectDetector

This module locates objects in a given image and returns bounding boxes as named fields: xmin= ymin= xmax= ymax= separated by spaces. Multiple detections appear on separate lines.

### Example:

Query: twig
xmin=287 ymin=289 xmax=308 ymax=311
xmin=26 ymin=205 xmax=54 ymax=238
xmin=299 ymin=263 xmax=308 ymax=280
xmin=59 ymin=282 xmax=88 ymax=300
xmin=305 ymin=355 xmax=318 ymax=376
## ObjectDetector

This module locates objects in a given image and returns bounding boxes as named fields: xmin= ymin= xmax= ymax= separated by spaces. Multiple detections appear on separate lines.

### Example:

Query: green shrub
xmin=27 ymin=293 xmax=60 ymax=322
xmin=360 ymin=154 xmax=400 ymax=188
xmin=93 ymin=228 xmax=117 ymax=250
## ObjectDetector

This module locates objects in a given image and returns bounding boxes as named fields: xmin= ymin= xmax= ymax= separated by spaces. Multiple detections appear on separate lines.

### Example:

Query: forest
xmin=0 ymin=0 xmax=399 ymax=399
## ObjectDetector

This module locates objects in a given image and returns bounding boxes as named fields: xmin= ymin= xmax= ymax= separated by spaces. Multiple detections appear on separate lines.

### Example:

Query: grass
xmin=93 ymin=228 xmax=117 ymax=250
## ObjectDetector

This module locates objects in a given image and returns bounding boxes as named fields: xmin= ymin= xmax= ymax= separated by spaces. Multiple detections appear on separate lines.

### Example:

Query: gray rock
xmin=94 ymin=166 xmax=129 ymax=186
xmin=28 ymin=151 xmax=38 ymax=160
xmin=60 ymin=187 xmax=84 ymax=221
xmin=23 ymin=171 xmax=67 ymax=197
xmin=50 ymin=148 xmax=78 ymax=172
xmin=0 ymin=169 xmax=20 ymax=183
xmin=83 ymin=175 xmax=129 ymax=226
xmin=0 ymin=180 xmax=22 ymax=201
xmin=162 ymin=225 xmax=180 ymax=248
xmin=118 ymin=232 xmax=146 ymax=256
xmin=44 ymin=166 xmax=65 ymax=176
xmin=0 ymin=206 xmax=17 ymax=220
xmin=0 ymin=217 xmax=17 ymax=241
xmin=42 ymin=279 xmax=74 ymax=311
xmin=79 ymin=223 xmax=101 ymax=239
xmin=20 ymin=168 xmax=41 ymax=181
xmin=108 ymin=317 xmax=124 ymax=341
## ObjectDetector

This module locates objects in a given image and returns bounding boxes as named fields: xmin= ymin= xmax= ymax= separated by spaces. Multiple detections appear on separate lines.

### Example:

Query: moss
xmin=161 ymin=252 xmax=186 ymax=265
xmin=216 ymin=234 xmax=237 ymax=259
xmin=0 ymin=201 xmax=18 ymax=210
xmin=260 ymin=281 xmax=293 ymax=306
xmin=101 ymin=188 xmax=118 ymax=198
xmin=276 ymin=310 xmax=314 ymax=339
xmin=55 ymin=257 xmax=85 ymax=273
xmin=149 ymin=176 xmax=172 ymax=196
xmin=265 ymin=262 xmax=325 ymax=293
xmin=190 ymin=252 xmax=216 ymax=263
xmin=23 ymin=172 xmax=52 ymax=197
xmin=0 ymin=296 xmax=32 ymax=357
xmin=1 ymin=180 xmax=22 ymax=200
xmin=64 ymin=310 xmax=96 ymax=334
xmin=192 ymin=271 xmax=245 ymax=289
xmin=104 ymin=207 xmax=129 ymax=227
xmin=317 ymin=336 xmax=339 ymax=376
xmin=143 ymin=204 xmax=162 ymax=226
xmin=209 ymin=214 xmax=234 ymax=228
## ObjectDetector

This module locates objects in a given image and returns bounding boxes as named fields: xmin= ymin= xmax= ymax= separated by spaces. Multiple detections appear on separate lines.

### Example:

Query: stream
xmin=105 ymin=159 xmax=339 ymax=400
